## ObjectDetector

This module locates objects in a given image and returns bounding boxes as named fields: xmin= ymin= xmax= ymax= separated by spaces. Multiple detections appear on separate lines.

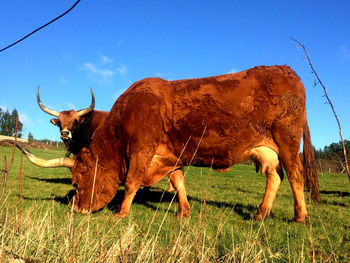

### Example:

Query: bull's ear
xmin=79 ymin=117 xmax=86 ymax=124
xmin=50 ymin=118 xmax=60 ymax=126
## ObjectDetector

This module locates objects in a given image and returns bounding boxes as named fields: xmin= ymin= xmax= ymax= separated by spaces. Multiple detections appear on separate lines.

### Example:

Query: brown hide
xmin=71 ymin=65 xmax=319 ymax=222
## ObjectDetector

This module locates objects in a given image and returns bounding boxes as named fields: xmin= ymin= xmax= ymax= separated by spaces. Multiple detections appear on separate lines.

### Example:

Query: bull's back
xmin=167 ymin=65 xmax=304 ymax=119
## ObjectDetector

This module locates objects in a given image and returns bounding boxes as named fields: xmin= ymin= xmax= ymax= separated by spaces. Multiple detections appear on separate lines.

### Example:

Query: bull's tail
xmin=302 ymin=120 xmax=321 ymax=202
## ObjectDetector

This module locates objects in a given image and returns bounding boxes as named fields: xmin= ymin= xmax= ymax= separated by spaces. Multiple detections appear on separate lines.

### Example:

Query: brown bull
xmin=14 ymin=65 xmax=320 ymax=223
xmin=37 ymin=87 xmax=108 ymax=156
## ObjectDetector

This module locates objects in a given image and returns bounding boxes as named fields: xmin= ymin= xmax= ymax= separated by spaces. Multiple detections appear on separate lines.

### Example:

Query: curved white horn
xmin=0 ymin=140 xmax=75 ymax=168
xmin=37 ymin=86 xmax=60 ymax=117
xmin=77 ymin=87 xmax=95 ymax=116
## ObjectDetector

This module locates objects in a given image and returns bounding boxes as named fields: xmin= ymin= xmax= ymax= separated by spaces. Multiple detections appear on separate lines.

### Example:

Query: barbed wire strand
xmin=0 ymin=0 xmax=81 ymax=53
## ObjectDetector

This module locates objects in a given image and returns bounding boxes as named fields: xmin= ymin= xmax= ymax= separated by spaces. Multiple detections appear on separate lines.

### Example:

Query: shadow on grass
xmin=22 ymin=187 xmax=255 ymax=220
xmin=110 ymin=187 xmax=255 ymax=220
xmin=320 ymin=190 xmax=350 ymax=197
xmin=105 ymin=187 xmax=255 ymax=220
xmin=318 ymin=190 xmax=350 ymax=208
xmin=26 ymin=176 xmax=71 ymax=185
xmin=21 ymin=190 xmax=76 ymax=205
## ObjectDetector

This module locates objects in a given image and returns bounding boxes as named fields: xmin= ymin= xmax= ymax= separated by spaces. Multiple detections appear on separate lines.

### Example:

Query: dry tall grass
xmin=0 ymin=201 xmax=290 ymax=262
xmin=0 ymin=190 xmax=340 ymax=263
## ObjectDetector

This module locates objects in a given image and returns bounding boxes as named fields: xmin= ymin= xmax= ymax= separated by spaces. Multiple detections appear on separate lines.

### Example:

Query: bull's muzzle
xmin=60 ymin=130 xmax=72 ymax=140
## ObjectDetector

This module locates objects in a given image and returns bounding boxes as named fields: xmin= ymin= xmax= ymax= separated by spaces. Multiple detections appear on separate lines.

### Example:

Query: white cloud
xmin=84 ymin=62 xmax=97 ymax=73
xmin=65 ymin=103 xmax=76 ymax=110
xmin=227 ymin=68 xmax=238 ymax=74
xmin=19 ymin=113 xmax=32 ymax=131
xmin=100 ymin=55 xmax=113 ymax=64
xmin=84 ymin=62 xmax=115 ymax=82
xmin=60 ymin=78 xmax=68 ymax=84
xmin=117 ymin=64 xmax=127 ymax=75
xmin=83 ymin=55 xmax=126 ymax=83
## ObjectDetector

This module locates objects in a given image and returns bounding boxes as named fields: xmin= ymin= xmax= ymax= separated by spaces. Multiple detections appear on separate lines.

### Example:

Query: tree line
xmin=0 ymin=108 xmax=23 ymax=138
xmin=314 ymin=140 xmax=350 ymax=162
xmin=313 ymin=141 xmax=350 ymax=174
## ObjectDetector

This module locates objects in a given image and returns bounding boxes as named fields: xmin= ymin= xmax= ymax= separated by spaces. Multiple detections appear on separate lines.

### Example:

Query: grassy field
xmin=0 ymin=145 xmax=349 ymax=262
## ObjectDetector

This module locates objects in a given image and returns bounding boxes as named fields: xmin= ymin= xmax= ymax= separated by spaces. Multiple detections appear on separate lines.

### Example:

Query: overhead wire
xmin=0 ymin=0 xmax=81 ymax=53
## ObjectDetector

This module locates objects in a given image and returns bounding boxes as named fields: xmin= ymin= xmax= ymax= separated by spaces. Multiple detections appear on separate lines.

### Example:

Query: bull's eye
xmin=73 ymin=182 xmax=79 ymax=189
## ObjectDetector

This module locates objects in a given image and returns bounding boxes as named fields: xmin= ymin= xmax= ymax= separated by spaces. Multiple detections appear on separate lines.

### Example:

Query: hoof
xmin=73 ymin=204 xmax=82 ymax=213
xmin=294 ymin=211 xmax=307 ymax=224
xmin=115 ymin=211 xmax=129 ymax=218
xmin=167 ymin=186 xmax=175 ymax=192
xmin=293 ymin=216 xmax=306 ymax=224
xmin=253 ymin=213 xmax=266 ymax=221
xmin=175 ymin=210 xmax=189 ymax=218
xmin=253 ymin=211 xmax=270 ymax=221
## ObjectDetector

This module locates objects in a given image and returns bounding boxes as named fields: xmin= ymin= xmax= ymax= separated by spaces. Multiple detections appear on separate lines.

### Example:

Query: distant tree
xmin=28 ymin=132 xmax=34 ymax=142
xmin=314 ymin=140 xmax=350 ymax=162
xmin=313 ymin=146 xmax=323 ymax=159
xmin=0 ymin=108 xmax=23 ymax=137
xmin=11 ymin=109 xmax=23 ymax=138
xmin=329 ymin=140 xmax=350 ymax=161
xmin=0 ymin=109 xmax=10 ymax=135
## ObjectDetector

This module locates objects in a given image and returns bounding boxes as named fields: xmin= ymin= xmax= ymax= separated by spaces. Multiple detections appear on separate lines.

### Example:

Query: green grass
xmin=0 ymin=145 xmax=349 ymax=262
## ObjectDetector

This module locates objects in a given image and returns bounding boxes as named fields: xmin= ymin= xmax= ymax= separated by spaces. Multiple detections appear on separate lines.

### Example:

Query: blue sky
xmin=0 ymin=0 xmax=349 ymax=150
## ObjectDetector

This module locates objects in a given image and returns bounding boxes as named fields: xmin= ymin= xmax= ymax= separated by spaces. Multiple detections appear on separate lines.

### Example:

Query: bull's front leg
xmin=168 ymin=169 xmax=190 ymax=217
xmin=115 ymin=150 xmax=151 ymax=218
xmin=115 ymin=180 xmax=140 ymax=218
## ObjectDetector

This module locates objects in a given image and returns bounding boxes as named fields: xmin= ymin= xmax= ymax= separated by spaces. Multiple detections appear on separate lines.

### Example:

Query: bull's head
xmin=1 ymin=140 xmax=120 ymax=214
xmin=36 ymin=86 xmax=95 ymax=142
xmin=69 ymin=147 xmax=120 ymax=213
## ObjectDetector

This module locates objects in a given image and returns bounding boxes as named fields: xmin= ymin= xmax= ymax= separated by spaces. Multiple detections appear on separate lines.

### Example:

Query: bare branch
xmin=292 ymin=37 xmax=350 ymax=182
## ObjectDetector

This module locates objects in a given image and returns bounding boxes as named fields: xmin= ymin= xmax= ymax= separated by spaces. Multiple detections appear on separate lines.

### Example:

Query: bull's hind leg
xmin=273 ymin=128 xmax=307 ymax=223
xmin=168 ymin=169 xmax=190 ymax=217
xmin=251 ymin=147 xmax=284 ymax=220
xmin=281 ymin=155 xmax=307 ymax=223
